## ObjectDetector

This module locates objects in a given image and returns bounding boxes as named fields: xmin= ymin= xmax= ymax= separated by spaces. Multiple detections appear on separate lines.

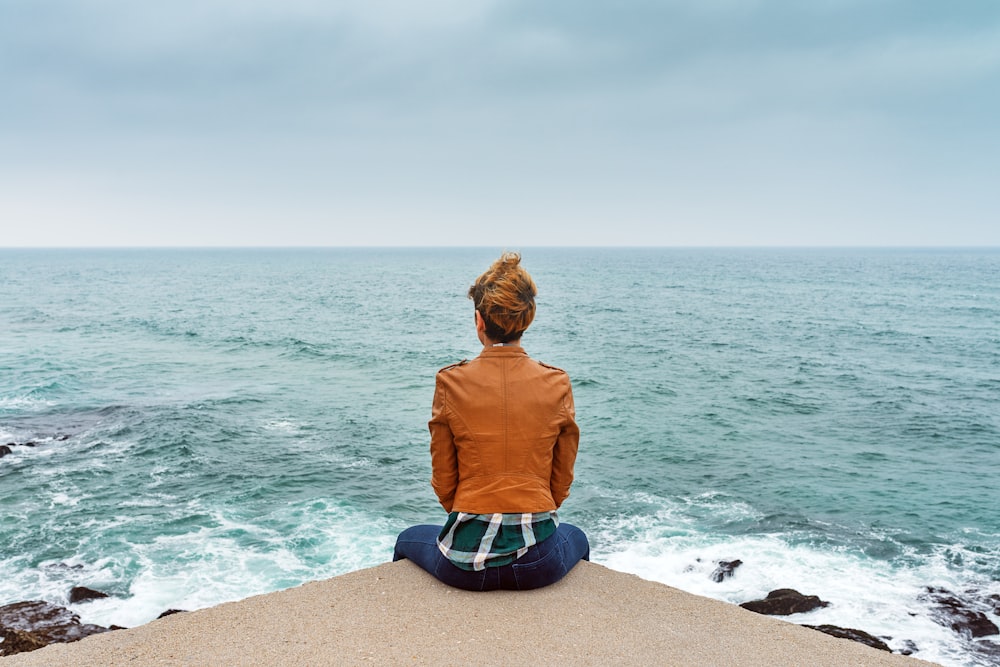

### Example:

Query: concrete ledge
xmin=1 ymin=561 xmax=938 ymax=666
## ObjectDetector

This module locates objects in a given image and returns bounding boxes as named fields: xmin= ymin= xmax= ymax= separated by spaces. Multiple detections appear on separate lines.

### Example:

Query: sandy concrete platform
xmin=2 ymin=560 xmax=938 ymax=666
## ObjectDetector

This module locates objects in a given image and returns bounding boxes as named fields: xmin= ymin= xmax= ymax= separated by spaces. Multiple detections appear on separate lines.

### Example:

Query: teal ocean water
xmin=1 ymin=248 xmax=998 ymax=665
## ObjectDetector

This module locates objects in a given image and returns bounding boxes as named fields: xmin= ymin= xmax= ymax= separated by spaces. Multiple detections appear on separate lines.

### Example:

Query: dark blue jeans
xmin=393 ymin=523 xmax=590 ymax=591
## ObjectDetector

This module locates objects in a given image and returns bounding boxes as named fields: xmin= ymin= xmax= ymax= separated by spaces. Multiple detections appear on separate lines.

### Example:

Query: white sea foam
xmin=262 ymin=418 xmax=302 ymax=433
xmin=53 ymin=500 xmax=400 ymax=629
xmin=48 ymin=491 xmax=80 ymax=507
xmin=592 ymin=519 xmax=1000 ymax=667
xmin=341 ymin=457 xmax=375 ymax=469
xmin=0 ymin=395 xmax=55 ymax=412
xmin=119 ymin=493 xmax=178 ymax=508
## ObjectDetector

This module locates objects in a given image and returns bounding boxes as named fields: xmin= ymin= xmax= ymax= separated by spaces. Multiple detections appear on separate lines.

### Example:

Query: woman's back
xmin=431 ymin=345 xmax=579 ymax=514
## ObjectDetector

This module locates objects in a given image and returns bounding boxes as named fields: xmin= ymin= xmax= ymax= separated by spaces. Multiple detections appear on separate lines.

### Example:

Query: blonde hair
xmin=468 ymin=252 xmax=538 ymax=342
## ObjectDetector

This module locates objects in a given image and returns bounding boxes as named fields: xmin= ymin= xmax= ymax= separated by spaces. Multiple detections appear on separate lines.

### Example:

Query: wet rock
xmin=0 ymin=627 xmax=48 ymax=656
xmin=710 ymin=559 xmax=742 ymax=583
xmin=803 ymin=624 xmax=891 ymax=652
xmin=898 ymin=639 xmax=919 ymax=655
xmin=69 ymin=586 xmax=110 ymax=604
xmin=0 ymin=600 xmax=109 ymax=649
xmin=922 ymin=587 xmax=999 ymax=638
xmin=157 ymin=609 xmax=186 ymax=619
xmin=739 ymin=589 xmax=829 ymax=616
xmin=0 ymin=437 xmax=70 ymax=459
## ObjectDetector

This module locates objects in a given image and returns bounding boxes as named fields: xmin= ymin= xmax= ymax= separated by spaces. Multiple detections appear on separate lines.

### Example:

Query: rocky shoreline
xmin=715 ymin=558 xmax=1000 ymax=664
xmin=2 ymin=557 xmax=998 ymax=661
xmin=0 ymin=561 xmax=940 ymax=667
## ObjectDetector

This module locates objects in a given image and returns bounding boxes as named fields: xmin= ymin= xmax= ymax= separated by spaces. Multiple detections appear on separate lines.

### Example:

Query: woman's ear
xmin=474 ymin=310 xmax=486 ymax=333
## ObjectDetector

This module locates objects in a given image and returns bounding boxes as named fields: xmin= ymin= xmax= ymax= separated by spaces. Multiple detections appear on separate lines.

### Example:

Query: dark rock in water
xmin=739 ymin=589 xmax=829 ymax=616
xmin=898 ymin=639 xmax=919 ymax=655
xmin=157 ymin=609 xmax=187 ymax=619
xmin=922 ymin=587 xmax=999 ymax=638
xmin=803 ymin=624 xmax=891 ymax=652
xmin=0 ymin=627 xmax=49 ymax=656
xmin=0 ymin=600 xmax=109 ymax=651
xmin=962 ymin=613 xmax=997 ymax=638
xmin=0 ymin=437 xmax=70 ymax=459
xmin=69 ymin=586 xmax=110 ymax=604
xmin=710 ymin=559 xmax=743 ymax=583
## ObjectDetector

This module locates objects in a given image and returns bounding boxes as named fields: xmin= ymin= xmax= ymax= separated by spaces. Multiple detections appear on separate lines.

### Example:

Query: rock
xmin=69 ymin=586 xmax=110 ymax=604
xmin=739 ymin=589 xmax=829 ymax=616
xmin=922 ymin=587 xmax=999 ymax=638
xmin=803 ymin=624 xmax=891 ymax=652
xmin=157 ymin=609 xmax=187 ymax=619
xmin=710 ymin=559 xmax=742 ymax=583
xmin=0 ymin=600 xmax=109 ymax=647
xmin=0 ymin=438 xmax=71 ymax=459
xmin=0 ymin=627 xmax=49 ymax=656
xmin=898 ymin=639 xmax=918 ymax=655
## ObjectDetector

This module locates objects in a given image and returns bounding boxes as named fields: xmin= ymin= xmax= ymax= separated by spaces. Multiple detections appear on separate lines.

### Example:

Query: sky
xmin=2 ymin=1 xmax=999 ymax=247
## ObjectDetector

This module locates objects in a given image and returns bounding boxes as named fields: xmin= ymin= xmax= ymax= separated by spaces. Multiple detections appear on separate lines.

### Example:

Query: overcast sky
xmin=2 ymin=1 xmax=999 ymax=247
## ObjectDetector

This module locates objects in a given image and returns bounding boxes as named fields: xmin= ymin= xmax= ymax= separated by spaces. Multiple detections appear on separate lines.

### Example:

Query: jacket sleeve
xmin=549 ymin=377 xmax=580 ymax=508
xmin=428 ymin=375 xmax=458 ymax=512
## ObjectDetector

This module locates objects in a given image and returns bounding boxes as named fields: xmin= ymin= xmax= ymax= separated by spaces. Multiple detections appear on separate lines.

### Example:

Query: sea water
xmin=1 ymin=248 xmax=998 ymax=666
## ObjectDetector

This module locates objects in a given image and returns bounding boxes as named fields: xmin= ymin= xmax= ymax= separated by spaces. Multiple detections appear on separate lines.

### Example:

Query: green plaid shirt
xmin=436 ymin=511 xmax=558 ymax=571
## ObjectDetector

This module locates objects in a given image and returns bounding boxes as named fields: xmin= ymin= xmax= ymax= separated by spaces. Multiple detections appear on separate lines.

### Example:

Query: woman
xmin=393 ymin=252 xmax=590 ymax=591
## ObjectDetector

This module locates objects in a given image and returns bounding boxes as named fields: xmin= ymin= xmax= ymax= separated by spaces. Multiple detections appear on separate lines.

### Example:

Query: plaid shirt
xmin=437 ymin=511 xmax=558 ymax=571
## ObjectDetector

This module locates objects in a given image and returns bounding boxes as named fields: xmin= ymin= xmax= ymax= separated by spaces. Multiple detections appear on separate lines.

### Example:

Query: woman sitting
xmin=393 ymin=251 xmax=589 ymax=591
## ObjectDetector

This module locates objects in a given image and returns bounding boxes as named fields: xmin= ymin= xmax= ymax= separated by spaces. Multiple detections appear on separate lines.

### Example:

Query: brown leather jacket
xmin=429 ymin=345 xmax=580 ymax=514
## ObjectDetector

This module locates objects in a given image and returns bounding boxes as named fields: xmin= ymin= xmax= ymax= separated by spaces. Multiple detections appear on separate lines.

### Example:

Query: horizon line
xmin=2 ymin=244 xmax=1000 ymax=251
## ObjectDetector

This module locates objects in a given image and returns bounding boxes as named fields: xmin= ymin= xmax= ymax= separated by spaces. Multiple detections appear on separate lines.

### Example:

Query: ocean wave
xmin=0 ymin=499 xmax=402 ymax=630
xmin=593 ymin=517 xmax=999 ymax=667
xmin=126 ymin=317 xmax=202 ymax=340
xmin=0 ymin=395 xmax=57 ymax=412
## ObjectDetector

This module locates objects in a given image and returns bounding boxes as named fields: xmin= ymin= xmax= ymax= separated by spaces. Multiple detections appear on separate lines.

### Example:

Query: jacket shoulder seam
xmin=437 ymin=359 xmax=469 ymax=373
xmin=535 ymin=360 xmax=567 ymax=373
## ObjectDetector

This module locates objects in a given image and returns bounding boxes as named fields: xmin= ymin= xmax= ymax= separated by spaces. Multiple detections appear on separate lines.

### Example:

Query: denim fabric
xmin=393 ymin=523 xmax=590 ymax=591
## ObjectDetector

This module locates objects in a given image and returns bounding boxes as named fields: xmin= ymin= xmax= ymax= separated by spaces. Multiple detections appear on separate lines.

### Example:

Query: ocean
xmin=1 ymin=247 xmax=998 ymax=666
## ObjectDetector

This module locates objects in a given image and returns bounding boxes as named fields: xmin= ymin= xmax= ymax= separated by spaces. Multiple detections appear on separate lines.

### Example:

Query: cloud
xmin=6 ymin=1 xmax=999 ymax=128
xmin=2 ymin=1 xmax=999 ymax=245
